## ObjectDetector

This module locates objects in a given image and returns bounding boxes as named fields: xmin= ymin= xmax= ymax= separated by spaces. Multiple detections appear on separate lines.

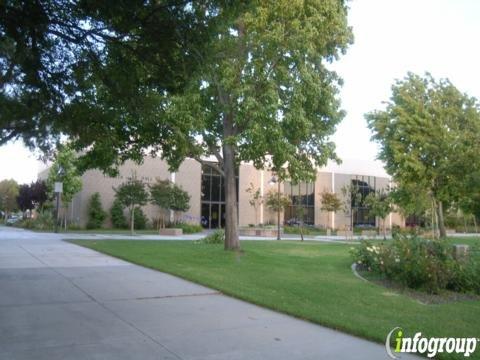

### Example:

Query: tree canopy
xmin=16 ymin=180 xmax=47 ymax=213
xmin=114 ymin=178 xmax=148 ymax=235
xmin=150 ymin=178 xmax=190 ymax=227
xmin=2 ymin=1 xmax=353 ymax=249
xmin=86 ymin=192 xmax=107 ymax=229
xmin=320 ymin=190 xmax=342 ymax=230
xmin=366 ymin=73 xmax=480 ymax=238
xmin=0 ymin=179 xmax=19 ymax=217
xmin=1 ymin=0 xmax=221 ymax=154
xmin=46 ymin=145 xmax=82 ymax=204
xmin=364 ymin=189 xmax=393 ymax=239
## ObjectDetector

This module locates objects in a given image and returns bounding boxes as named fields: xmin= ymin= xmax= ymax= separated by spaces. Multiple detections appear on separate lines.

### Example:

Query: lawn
xmin=71 ymin=238 xmax=480 ymax=359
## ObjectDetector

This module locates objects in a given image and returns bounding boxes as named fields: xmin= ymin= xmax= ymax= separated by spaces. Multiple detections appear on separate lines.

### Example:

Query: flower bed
xmin=351 ymin=235 xmax=480 ymax=294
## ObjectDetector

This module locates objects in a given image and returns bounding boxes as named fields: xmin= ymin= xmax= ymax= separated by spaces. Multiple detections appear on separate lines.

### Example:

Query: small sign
xmin=54 ymin=182 xmax=63 ymax=193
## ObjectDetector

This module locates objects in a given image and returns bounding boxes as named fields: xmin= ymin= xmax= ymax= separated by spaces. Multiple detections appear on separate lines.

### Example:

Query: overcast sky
xmin=1 ymin=0 xmax=480 ymax=183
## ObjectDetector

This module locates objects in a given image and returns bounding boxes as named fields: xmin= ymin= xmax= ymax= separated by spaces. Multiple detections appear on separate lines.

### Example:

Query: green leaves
xmin=364 ymin=190 xmax=393 ymax=221
xmin=320 ymin=191 xmax=342 ymax=213
xmin=366 ymin=72 xmax=480 ymax=228
xmin=46 ymin=145 xmax=82 ymax=204
xmin=113 ymin=178 xmax=148 ymax=211
xmin=150 ymin=179 xmax=190 ymax=213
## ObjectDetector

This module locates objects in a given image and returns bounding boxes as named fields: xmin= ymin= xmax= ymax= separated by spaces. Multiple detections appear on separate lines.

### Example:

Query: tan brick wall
xmin=175 ymin=158 xmax=202 ymax=224
xmin=68 ymin=157 xmax=199 ymax=227
xmin=50 ymin=157 xmax=405 ymax=231
xmin=238 ymin=164 xmax=260 ymax=227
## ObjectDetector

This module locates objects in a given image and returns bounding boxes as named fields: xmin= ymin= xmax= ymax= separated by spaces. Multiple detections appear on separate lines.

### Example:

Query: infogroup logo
xmin=385 ymin=327 xmax=478 ymax=359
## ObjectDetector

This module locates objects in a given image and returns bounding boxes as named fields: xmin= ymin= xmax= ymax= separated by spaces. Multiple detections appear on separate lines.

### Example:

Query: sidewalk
xmin=0 ymin=226 xmax=420 ymax=359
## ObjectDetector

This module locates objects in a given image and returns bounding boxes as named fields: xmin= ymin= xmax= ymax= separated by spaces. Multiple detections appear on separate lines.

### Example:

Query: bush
xmin=132 ymin=207 xmax=148 ymax=230
xmin=202 ymin=230 xmax=224 ymax=244
xmin=168 ymin=222 xmax=203 ymax=234
xmin=67 ymin=223 xmax=83 ymax=231
xmin=18 ymin=211 xmax=54 ymax=230
xmin=284 ymin=225 xmax=326 ymax=236
xmin=110 ymin=199 xmax=128 ymax=228
xmin=351 ymin=234 xmax=480 ymax=294
xmin=87 ymin=193 xmax=107 ymax=229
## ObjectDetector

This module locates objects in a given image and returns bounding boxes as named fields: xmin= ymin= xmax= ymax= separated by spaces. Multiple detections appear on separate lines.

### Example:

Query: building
xmin=39 ymin=156 xmax=404 ymax=230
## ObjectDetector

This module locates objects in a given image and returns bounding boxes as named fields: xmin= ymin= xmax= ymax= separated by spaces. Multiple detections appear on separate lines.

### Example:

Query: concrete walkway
xmin=0 ymin=226 xmax=418 ymax=359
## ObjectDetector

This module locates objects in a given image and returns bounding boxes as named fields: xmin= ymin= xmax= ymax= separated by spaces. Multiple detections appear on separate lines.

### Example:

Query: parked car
xmin=6 ymin=215 xmax=21 ymax=225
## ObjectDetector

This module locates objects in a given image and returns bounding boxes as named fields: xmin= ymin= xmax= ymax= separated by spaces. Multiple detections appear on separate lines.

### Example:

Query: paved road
xmin=0 ymin=226 xmax=417 ymax=360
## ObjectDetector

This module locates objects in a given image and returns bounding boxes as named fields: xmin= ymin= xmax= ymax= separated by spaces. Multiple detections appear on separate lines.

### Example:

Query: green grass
xmin=283 ymin=225 xmax=327 ymax=236
xmin=71 ymin=238 xmax=480 ymax=359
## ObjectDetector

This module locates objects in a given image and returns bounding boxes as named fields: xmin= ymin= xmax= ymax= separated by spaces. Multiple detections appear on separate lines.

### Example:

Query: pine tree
xmin=86 ymin=193 xmax=107 ymax=229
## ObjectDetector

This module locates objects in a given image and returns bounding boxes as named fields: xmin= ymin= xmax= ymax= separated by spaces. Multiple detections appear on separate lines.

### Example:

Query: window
xmin=284 ymin=181 xmax=315 ymax=226
xmin=200 ymin=164 xmax=238 ymax=229
xmin=351 ymin=176 xmax=376 ymax=227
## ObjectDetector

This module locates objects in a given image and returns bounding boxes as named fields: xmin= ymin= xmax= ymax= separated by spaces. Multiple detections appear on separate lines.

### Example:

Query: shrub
xmin=202 ymin=230 xmax=224 ymax=244
xmin=18 ymin=211 xmax=54 ymax=230
xmin=132 ymin=207 xmax=148 ymax=230
xmin=87 ymin=193 xmax=107 ymax=229
xmin=168 ymin=222 xmax=203 ymax=234
xmin=284 ymin=225 xmax=326 ymax=236
xmin=351 ymin=234 xmax=480 ymax=294
xmin=67 ymin=223 xmax=83 ymax=231
xmin=110 ymin=199 xmax=128 ymax=228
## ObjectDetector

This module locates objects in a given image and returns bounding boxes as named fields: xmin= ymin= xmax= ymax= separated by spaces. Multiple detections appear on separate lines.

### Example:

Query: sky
xmin=1 ymin=0 xmax=480 ymax=183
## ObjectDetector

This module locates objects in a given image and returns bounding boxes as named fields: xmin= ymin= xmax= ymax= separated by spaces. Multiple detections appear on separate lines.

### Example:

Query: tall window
xmin=351 ymin=176 xmax=376 ymax=227
xmin=200 ymin=164 xmax=238 ymax=229
xmin=284 ymin=182 xmax=315 ymax=226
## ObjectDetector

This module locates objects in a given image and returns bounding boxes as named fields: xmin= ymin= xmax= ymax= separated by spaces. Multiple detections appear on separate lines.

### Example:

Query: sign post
xmin=54 ymin=182 xmax=63 ymax=233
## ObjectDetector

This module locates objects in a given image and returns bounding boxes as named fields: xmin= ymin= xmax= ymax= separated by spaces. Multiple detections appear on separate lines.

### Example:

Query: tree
xmin=86 ymin=193 xmax=107 ymax=229
xmin=320 ymin=190 xmax=342 ymax=230
xmin=133 ymin=207 xmax=148 ymax=230
xmin=0 ymin=0 xmax=218 ymax=153
xmin=149 ymin=179 xmax=172 ymax=229
xmin=265 ymin=190 xmax=291 ymax=222
xmin=30 ymin=180 xmax=48 ymax=210
xmin=364 ymin=190 xmax=393 ymax=239
xmin=46 ymin=146 xmax=82 ymax=228
xmin=3 ymin=1 xmax=352 ymax=250
xmin=16 ymin=184 xmax=33 ymax=216
xmin=114 ymin=178 xmax=148 ymax=235
xmin=341 ymin=184 xmax=361 ymax=231
xmin=246 ymin=182 xmax=263 ymax=225
xmin=16 ymin=180 xmax=48 ymax=216
xmin=144 ymin=1 xmax=352 ymax=250
xmin=150 ymin=179 xmax=190 ymax=228
xmin=457 ymin=169 xmax=480 ymax=233
xmin=366 ymin=73 xmax=480 ymax=238
xmin=110 ymin=199 xmax=128 ymax=229
xmin=0 ymin=179 xmax=19 ymax=220
xmin=170 ymin=185 xmax=190 ymax=222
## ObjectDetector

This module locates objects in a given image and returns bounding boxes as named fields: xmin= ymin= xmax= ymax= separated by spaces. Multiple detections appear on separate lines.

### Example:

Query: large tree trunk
xmin=223 ymin=142 xmax=240 ymax=251
xmin=436 ymin=200 xmax=447 ymax=239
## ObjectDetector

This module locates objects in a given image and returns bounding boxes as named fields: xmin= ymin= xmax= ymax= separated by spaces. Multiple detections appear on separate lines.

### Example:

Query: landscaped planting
xmin=351 ymin=234 xmax=480 ymax=294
